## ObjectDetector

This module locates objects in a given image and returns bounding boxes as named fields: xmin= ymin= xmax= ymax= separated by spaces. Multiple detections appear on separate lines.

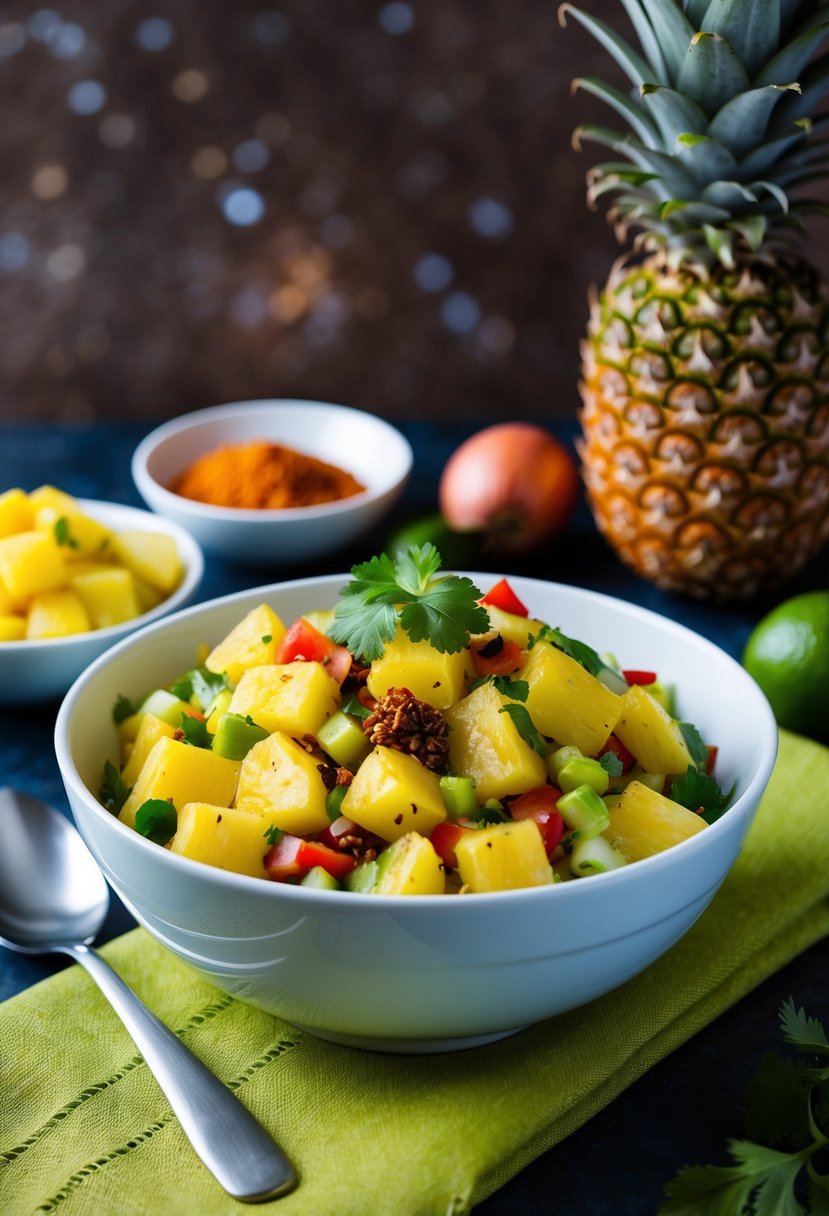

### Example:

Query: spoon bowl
xmin=0 ymin=786 xmax=297 ymax=1203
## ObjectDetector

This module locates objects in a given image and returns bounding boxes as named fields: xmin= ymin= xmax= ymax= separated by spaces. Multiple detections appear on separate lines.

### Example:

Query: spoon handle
xmin=64 ymin=942 xmax=297 ymax=1203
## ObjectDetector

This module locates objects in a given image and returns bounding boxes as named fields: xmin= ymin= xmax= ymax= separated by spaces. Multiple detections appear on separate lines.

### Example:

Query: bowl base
xmin=293 ymin=1022 xmax=527 ymax=1054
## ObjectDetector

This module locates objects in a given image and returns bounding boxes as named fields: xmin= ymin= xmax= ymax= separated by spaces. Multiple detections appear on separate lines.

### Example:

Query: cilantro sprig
xmin=329 ymin=545 xmax=489 ymax=662
xmin=659 ymin=999 xmax=829 ymax=1216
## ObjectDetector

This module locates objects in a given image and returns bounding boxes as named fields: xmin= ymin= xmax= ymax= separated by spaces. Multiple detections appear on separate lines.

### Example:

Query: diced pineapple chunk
xmin=455 ymin=819 xmax=553 ymax=892
xmin=614 ymin=685 xmax=693 ymax=774
xmin=373 ymin=832 xmax=446 ymax=894
xmin=26 ymin=590 xmax=91 ymax=639
xmin=34 ymin=506 xmax=116 ymax=559
xmin=518 ymin=640 xmax=623 ymax=755
xmin=132 ymin=575 xmax=165 ymax=614
xmin=340 ymin=745 xmax=447 ymax=842
xmin=71 ymin=568 xmax=141 ymax=629
xmin=477 ymin=604 xmax=546 ymax=647
xmin=444 ymin=681 xmax=547 ymax=802
xmin=366 ymin=627 xmax=469 ymax=710
xmin=0 ymin=531 xmax=68 ymax=601
xmin=605 ymin=780 xmax=707 ymax=862
xmin=204 ymin=604 xmax=287 ymax=686
xmin=234 ymin=730 xmax=331 ymax=836
xmin=119 ymin=737 xmax=240 ymax=828
xmin=110 ymin=530 xmax=183 ymax=594
xmin=227 ymin=661 xmax=339 ymax=739
xmin=0 ymin=614 xmax=26 ymax=641
xmin=170 ymin=803 xmax=280 ymax=878
xmin=28 ymin=485 xmax=80 ymax=515
xmin=0 ymin=488 xmax=34 ymax=538
xmin=120 ymin=713 xmax=177 ymax=787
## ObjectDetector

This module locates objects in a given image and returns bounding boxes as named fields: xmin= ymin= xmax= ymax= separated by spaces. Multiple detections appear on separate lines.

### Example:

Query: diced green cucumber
xmin=325 ymin=785 xmax=349 ymax=821
xmin=211 ymin=712 xmax=269 ymax=760
xmin=548 ymin=744 xmax=583 ymax=783
xmin=557 ymin=756 xmax=610 ymax=796
xmin=137 ymin=688 xmax=193 ymax=727
xmin=300 ymin=865 xmax=341 ymax=890
xmin=645 ymin=681 xmax=674 ymax=714
xmin=317 ymin=711 xmax=371 ymax=768
xmin=570 ymin=835 xmax=628 ymax=876
xmin=557 ymin=785 xmax=610 ymax=840
xmin=344 ymin=860 xmax=378 ymax=892
xmin=439 ymin=774 xmax=479 ymax=818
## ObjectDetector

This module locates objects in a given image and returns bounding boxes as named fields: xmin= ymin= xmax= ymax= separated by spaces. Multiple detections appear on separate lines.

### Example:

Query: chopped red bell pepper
xmin=276 ymin=618 xmax=353 ymax=684
xmin=430 ymin=820 xmax=476 ymax=869
xmin=264 ymin=834 xmax=357 ymax=882
xmin=706 ymin=745 xmax=718 ymax=775
xmin=508 ymin=785 xmax=565 ymax=857
xmin=471 ymin=635 xmax=523 ymax=678
xmin=599 ymin=733 xmax=636 ymax=774
xmin=480 ymin=578 xmax=529 ymax=617
xmin=622 ymin=669 xmax=657 ymax=686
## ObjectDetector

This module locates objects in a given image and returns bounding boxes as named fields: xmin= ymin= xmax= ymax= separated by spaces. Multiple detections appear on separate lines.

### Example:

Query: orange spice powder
xmin=170 ymin=439 xmax=365 ymax=510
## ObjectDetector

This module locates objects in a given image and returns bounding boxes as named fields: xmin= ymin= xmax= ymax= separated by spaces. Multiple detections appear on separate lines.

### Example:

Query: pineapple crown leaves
xmin=561 ymin=0 xmax=829 ymax=266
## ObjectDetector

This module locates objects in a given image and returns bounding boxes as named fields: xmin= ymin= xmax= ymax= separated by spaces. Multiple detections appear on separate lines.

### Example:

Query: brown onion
xmin=438 ymin=423 xmax=579 ymax=554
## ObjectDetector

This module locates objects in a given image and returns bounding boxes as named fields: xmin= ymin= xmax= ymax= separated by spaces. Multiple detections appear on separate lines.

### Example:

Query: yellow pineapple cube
xmin=234 ymin=731 xmax=331 ymax=836
xmin=170 ymin=803 xmax=280 ymax=878
xmin=0 ymin=488 xmax=34 ymax=538
xmin=119 ymin=737 xmax=241 ymax=828
xmin=614 ymin=685 xmax=693 ymax=774
xmin=340 ymin=745 xmax=447 ymax=842
xmin=227 ymin=661 xmax=340 ymax=739
xmin=477 ymin=604 xmax=546 ymax=647
xmin=518 ymin=640 xmax=623 ymax=755
xmin=120 ymin=713 xmax=177 ymax=788
xmin=444 ymin=681 xmax=547 ymax=802
xmin=28 ymin=484 xmax=80 ymax=515
xmin=204 ymin=604 xmax=287 ymax=686
xmin=34 ymin=506 xmax=116 ymax=559
xmin=455 ymin=819 xmax=553 ymax=892
xmin=71 ymin=567 xmax=142 ymax=629
xmin=0 ymin=614 xmax=26 ymax=641
xmin=605 ymin=780 xmax=707 ymax=861
xmin=131 ymin=574 xmax=165 ymax=613
xmin=110 ymin=530 xmax=182 ymax=594
xmin=373 ymin=832 xmax=446 ymax=894
xmin=0 ymin=531 xmax=67 ymax=601
xmin=366 ymin=627 xmax=469 ymax=709
xmin=26 ymin=590 xmax=91 ymax=639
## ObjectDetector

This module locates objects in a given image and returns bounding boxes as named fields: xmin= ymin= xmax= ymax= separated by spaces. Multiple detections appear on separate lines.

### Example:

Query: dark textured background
xmin=4 ymin=0 xmax=825 ymax=426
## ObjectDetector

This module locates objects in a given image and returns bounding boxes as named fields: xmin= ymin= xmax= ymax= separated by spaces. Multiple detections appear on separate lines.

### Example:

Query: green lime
xmin=384 ymin=512 xmax=482 ymax=569
xmin=742 ymin=590 xmax=829 ymax=741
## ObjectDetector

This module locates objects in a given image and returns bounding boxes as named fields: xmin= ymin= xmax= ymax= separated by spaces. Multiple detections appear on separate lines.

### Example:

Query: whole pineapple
xmin=566 ymin=0 xmax=829 ymax=600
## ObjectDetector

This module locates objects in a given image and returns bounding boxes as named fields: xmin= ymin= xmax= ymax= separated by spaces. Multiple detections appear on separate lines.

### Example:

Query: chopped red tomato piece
xmin=480 ymin=578 xmax=529 ymax=617
xmin=276 ymin=618 xmax=353 ymax=684
xmin=265 ymin=834 xmax=357 ymax=881
xmin=622 ymin=669 xmax=657 ymax=686
xmin=471 ymin=635 xmax=523 ymax=678
xmin=599 ymin=734 xmax=636 ymax=774
xmin=430 ymin=821 xmax=476 ymax=869
xmin=508 ymin=785 xmax=565 ymax=857
xmin=706 ymin=745 xmax=718 ymax=775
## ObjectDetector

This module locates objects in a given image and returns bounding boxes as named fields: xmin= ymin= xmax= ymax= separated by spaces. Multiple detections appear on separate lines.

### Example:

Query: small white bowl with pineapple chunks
xmin=0 ymin=486 xmax=203 ymax=704
xmin=54 ymin=569 xmax=777 ymax=1052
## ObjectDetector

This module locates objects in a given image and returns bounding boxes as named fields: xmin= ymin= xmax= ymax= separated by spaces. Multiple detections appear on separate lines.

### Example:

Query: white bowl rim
xmin=55 ymin=571 xmax=779 ymax=908
xmin=131 ymin=398 xmax=414 ymax=521
xmin=0 ymin=497 xmax=204 ymax=653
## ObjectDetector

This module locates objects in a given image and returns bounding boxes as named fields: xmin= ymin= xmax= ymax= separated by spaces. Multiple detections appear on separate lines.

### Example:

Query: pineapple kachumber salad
xmin=0 ymin=486 xmax=184 ymax=641
xmin=100 ymin=546 xmax=732 ymax=895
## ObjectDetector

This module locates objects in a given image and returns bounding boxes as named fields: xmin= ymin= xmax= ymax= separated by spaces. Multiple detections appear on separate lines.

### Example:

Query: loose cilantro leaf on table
xmin=670 ymin=765 xmax=734 ymax=823
xmin=329 ymin=545 xmax=489 ymax=662
xmin=659 ymin=1000 xmax=829 ymax=1216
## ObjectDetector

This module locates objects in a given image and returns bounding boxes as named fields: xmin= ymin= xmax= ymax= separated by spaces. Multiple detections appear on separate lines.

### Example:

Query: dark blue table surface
xmin=1 ymin=418 xmax=827 ymax=1215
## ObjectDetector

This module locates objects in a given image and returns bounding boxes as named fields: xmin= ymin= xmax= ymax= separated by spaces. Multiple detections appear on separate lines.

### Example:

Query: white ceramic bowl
xmin=0 ymin=500 xmax=203 ymax=705
xmin=131 ymin=399 xmax=413 ymax=564
xmin=55 ymin=575 xmax=777 ymax=1052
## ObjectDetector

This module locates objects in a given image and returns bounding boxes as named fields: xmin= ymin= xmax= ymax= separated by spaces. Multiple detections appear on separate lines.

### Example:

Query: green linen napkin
xmin=2 ymin=729 xmax=828 ymax=1216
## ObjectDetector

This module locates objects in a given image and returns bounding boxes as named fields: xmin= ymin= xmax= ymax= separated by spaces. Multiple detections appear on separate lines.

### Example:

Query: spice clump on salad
xmin=100 ymin=545 xmax=733 ymax=895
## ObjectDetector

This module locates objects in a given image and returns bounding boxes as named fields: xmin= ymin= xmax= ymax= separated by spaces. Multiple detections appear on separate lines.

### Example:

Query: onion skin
xmin=438 ymin=423 xmax=579 ymax=554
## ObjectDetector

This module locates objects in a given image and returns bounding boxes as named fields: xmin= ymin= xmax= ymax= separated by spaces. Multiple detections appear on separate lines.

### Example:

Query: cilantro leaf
xmin=598 ymin=751 xmax=624 ymax=777
xmin=468 ymin=675 xmax=530 ymax=700
xmin=99 ymin=760 xmax=131 ymax=814
xmin=744 ymin=1053 xmax=813 ymax=1150
xmin=678 ymin=720 xmax=709 ymax=769
xmin=54 ymin=516 xmax=80 ymax=550
xmin=329 ymin=546 xmax=488 ymax=661
xmin=545 ymin=626 xmax=604 ymax=676
xmin=340 ymin=693 xmax=372 ymax=721
xmin=470 ymin=800 xmax=509 ymax=825
xmin=134 ymin=798 xmax=177 ymax=845
xmin=190 ymin=667 xmax=228 ymax=711
xmin=264 ymin=824 xmax=284 ymax=846
xmin=670 ymin=765 xmax=734 ymax=823
xmin=499 ymin=703 xmax=548 ymax=756
xmin=780 ymin=999 xmax=829 ymax=1059
xmin=111 ymin=694 xmax=137 ymax=725
xmin=179 ymin=713 xmax=211 ymax=749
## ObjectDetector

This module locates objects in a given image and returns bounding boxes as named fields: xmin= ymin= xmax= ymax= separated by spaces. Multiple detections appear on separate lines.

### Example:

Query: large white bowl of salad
xmin=54 ymin=546 xmax=777 ymax=1052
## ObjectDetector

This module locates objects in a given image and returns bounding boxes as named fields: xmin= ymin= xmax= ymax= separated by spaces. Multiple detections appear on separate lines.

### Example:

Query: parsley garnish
xmin=99 ymin=760 xmax=131 ymax=814
xmin=179 ymin=713 xmax=211 ymax=749
xmin=659 ymin=999 xmax=829 ymax=1216
xmin=54 ymin=516 xmax=80 ymax=550
xmin=670 ymin=765 xmax=734 ymax=823
xmin=329 ymin=545 xmax=489 ymax=662
xmin=134 ymin=798 xmax=177 ymax=845
xmin=111 ymin=694 xmax=137 ymax=725
xmin=499 ymin=702 xmax=548 ymax=756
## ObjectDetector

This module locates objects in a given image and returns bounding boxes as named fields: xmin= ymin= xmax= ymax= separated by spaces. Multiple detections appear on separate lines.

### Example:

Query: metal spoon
xmin=0 ymin=787 xmax=297 ymax=1203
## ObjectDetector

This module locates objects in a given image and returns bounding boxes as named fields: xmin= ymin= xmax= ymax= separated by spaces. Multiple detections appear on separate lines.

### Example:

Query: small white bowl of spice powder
xmin=131 ymin=399 xmax=413 ymax=565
